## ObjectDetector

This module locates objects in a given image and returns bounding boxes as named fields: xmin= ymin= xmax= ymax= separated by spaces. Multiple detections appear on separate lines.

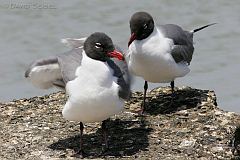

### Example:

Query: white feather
xmin=128 ymin=27 xmax=190 ymax=83
xmin=26 ymin=63 xmax=61 ymax=89
xmin=62 ymin=51 xmax=124 ymax=123
xmin=61 ymin=37 xmax=87 ymax=49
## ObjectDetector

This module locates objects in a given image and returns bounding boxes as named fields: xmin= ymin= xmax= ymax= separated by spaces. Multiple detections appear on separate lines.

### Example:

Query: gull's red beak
xmin=128 ymin=33 xmax=136 ymax=47
xmin=108 ymin=50 xmax=124 ymax=61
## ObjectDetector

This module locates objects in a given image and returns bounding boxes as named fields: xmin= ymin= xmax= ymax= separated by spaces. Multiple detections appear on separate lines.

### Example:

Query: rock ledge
xmin=0 ymin=87 xmax=240 ymax=159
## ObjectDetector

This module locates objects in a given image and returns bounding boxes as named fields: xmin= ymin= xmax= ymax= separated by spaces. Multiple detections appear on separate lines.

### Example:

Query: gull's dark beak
xmin=128 ymin=33 xmax=136 ymax=47
xmin=108 ymin=50 xmax=124 ymax=61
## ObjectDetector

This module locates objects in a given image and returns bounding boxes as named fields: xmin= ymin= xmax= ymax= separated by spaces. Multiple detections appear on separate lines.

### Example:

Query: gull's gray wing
xmin=106 ymin=45 xmax=131 ymax=100
xmin=25 ymin=57 xmax=58 ymax=78
xmin=25 ymin=48 xmax=83 ymax=90
xmin=57 ymin=48 xmax=83 ymax=84
xmin=25 ymin=57 xmax=64 ymax=89
xmin=25 ymin=37 xmax=86 ymax=90
xmin=61 ymin=37 xmax=87 ymax=48
xmin=159 ymin=24 xmax=194 ymax=64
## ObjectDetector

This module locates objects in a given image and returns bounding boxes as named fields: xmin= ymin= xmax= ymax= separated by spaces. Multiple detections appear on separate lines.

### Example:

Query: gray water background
xmin=0 ymin=0 xmax=239 ymax=112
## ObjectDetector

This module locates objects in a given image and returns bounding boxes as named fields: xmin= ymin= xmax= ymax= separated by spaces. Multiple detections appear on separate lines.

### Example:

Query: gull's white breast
xmin=128 ymin=27 xmax=190 ymax=83
xmin=62 ymin=52 xmax=124 ymax=123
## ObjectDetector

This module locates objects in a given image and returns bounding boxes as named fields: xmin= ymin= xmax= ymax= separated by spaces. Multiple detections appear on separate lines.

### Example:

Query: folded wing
xmin=159 ymin=24 xmax=194 ymax=64
xmin=106 ymin=45 xmax=131 ymax=100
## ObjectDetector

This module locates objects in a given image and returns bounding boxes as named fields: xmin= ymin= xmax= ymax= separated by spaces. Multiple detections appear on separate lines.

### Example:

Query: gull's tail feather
xmin=191 ymin=23 xmax=217 ymax=33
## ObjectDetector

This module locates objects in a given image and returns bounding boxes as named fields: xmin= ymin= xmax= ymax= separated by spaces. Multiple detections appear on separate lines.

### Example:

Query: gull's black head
xmin=128 ymin=12 xmax=154 ymax=47
xmin=84 ymin=32 xmax=124 ymax=62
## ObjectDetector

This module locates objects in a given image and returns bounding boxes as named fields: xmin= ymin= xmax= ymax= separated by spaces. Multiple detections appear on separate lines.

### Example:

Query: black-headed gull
xmin=127 ymin=11 xmax=215 ymax=113
xmin=25 ymin=32 xmax=131 ymax=157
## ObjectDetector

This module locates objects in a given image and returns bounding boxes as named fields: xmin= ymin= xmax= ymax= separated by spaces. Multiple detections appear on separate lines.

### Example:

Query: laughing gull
xmin=25 ymin=32 xmax=131 ymax=157
xmin=127 ymin=11 xmax=215 ymax=113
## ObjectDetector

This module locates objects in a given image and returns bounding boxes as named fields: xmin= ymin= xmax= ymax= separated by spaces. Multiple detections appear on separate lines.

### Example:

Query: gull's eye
xmin=95 ymin=42 xmax=102 ymax=49
xmin=143 ymin=24 xmax=148 ymax=30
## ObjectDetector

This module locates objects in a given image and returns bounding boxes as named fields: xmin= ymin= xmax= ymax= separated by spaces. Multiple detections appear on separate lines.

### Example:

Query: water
xmin=0 ymin=0 xmax=239 ymax=112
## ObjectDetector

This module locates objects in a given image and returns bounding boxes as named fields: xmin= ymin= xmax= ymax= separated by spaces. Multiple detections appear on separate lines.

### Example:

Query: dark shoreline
xmin=1 ymin=86 xmax=240 ymax=159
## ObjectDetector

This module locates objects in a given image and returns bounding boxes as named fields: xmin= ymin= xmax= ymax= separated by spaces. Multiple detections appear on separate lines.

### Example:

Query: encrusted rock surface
xmin=0 ymin=86 xmax=240 ymax=159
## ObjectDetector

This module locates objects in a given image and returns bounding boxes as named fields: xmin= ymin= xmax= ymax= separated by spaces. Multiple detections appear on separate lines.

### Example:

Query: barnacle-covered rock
xmin=0 ymin=87 xmax=239 ymax=159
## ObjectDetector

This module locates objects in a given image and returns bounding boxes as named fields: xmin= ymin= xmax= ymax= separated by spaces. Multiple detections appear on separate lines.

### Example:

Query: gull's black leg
xmin=101 ymin=120 xmax=109 ymax=151
xmin=169 ymin=81 xmax=176 ymax=107
xmin=141 ymin=81 xmax=148 ymax=114
xmin=80 ymin=122 xmax=84 ymax=152
xmin=170 ymin=80 xmax=175 ymax=96
xmin=75 ymin=122 xmax=85 ymax=158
